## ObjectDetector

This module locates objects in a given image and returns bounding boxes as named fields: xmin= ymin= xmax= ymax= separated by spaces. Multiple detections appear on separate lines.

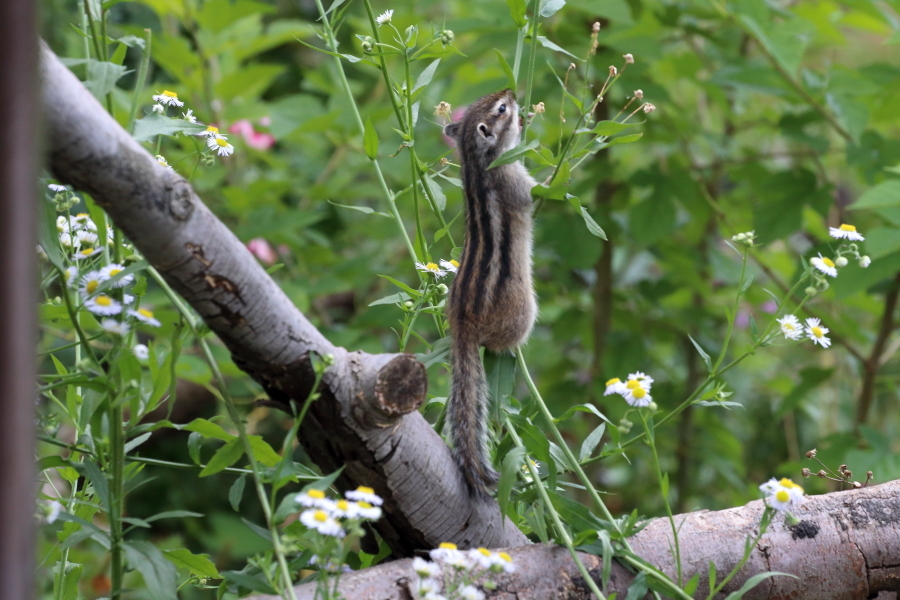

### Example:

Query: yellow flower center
xmin=64 ymin=270 xmax=73 ymax=280
xmin=775 ymin=490 xmax=790 ymax=503
xmin=812 ymin=327 xmax=823 ymax=338
xmin=336 ymin=500 xmax=349 ymax=510
xmin=439 ymin=542 xmax=457 ymax=550
xmin=425 ymin=262 xmax=439 ymax=272
xmin=96 ymin=295 xmax=112 ymax=307
xmin=108 ymin=268 xmax=122 ymax=277
xmin=308 ymin=489 xmax=325 ymax=499
xmin=779 ymin=478 xmax=802 ymax=491
xmin=79 ymin=248 xmax=95 ymax=256
xmin=839 ymin=224 xmax=857 ymax=232
xmin=162 ymin=90 xmax=178 ymax=98
xmin=206 ymin=126 xmax=219 ymax=133
xmin=784 ymin=323 xmax=795 ymax=331
xmin=358 ymin=501 xmax=372 ymax=509
xmin=822 ymin=257 xmax=835 ymax=268
xmin=86 ymin=280 xmax=99 ymax=294
xmin=450 ymin=259 xmax=459 ymax=268
xmin=499 ymin=552 xmax=512 ymax=562
xmin=477 ymin=547 xmax=491 ymax=557
xmin=605 ymin=378 xmax=620 ymax=386
xmin=632 ymin=388 xmax=647 ymax=399
xmin=138 ymin=308 xmax=154 ymax=318
xmin=313 ymin=510 xmax=328 ymax=522
xmin=626 ymin=379 xmax=640 ymax=389
xmin=76 ymin=213 xmax=89 ymax=220
xmin=215 ymin=138 xmax=229 ymax=147
xmin=357 ymin=486 xmax=374 ymax=494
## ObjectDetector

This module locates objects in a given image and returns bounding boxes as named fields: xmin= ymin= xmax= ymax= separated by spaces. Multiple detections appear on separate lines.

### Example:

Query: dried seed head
xmin=634 ymin=89 xmax=643 ymax=99
xmin=434 ymin=101 xmax=452 ymax=120
xmin=852 ymin=481 xmax=862 ymax=489
xmin=806 ymin=449 xmax=817 ymax=458
xmin=801 ymin=468 xmax=811 ymax=478
xmin=609 ymin=65 xmax=617 ymax=76
xmin=623 ymin=53 xmax=634 ymax=64
xmin=592 ymin=21 xmax=601 ymax=33
xmin=642 ymin=103 xmax=656 ymax=113
xmin=532 ymin=102 xmax=545 ymax=114
xmin=817 ymin=470 xmax=828 ymax=478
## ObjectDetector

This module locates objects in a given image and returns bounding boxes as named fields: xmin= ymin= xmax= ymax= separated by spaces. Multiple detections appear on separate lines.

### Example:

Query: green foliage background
xmin=39 ymin=0 xmax=900 ymax=597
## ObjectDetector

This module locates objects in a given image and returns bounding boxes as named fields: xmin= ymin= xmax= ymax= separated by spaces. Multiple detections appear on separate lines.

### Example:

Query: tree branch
xmin=251 ymin=480 xmax=900 ymax=599
xmin=39 ymin=42 xmax=527 ymax=555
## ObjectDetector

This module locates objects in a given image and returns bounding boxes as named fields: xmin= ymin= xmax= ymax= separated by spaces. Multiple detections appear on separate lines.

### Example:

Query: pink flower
xmin=228 ymin=120 xmax=276 ymax=150
xmin=258 ymin=116 xmax=271 ymax=127
xmin=246 ymin=238 xmax=277 ymax=265
xmin=229 ymin=119 xmax=255 ymax=136
xmin=442 ymin=107 xmax=468 ymax=148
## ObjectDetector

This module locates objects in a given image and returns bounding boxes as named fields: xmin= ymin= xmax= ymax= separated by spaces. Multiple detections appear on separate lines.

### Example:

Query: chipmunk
xmin=443 ymin=89 xmax=537 ymax=496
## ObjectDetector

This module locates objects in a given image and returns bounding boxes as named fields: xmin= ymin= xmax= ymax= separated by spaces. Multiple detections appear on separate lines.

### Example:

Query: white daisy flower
xmin=151 ymin=103 xmax=165 ymax=114
xmin=296 ymin=489 xmax=334 ymax=509
xmin=860 ymin=256 xmax=871 ymax=268
xmin=759 ymin=477 xmax=804 ymax=512
xmin=415 ymin=261 xmax=446 ymax=278
xmin=459 ymin=585 xmax=485 ymax=600
xmin=491 ymin=551 xmax=515 ymax=573
xmin=100 ymin=318 xmax=130 ymax=336
xmin=197 ymin=125 xmax=220 ymax=138
xmin=416 ymin=578 xmax=442 ymax=596
xmin=71 ymin=213 xmax=93 ymax=228
xmin=622 ymin=383 xmax=652 ymax=407
xmin=48 ymin=183 xmax=68 ymax=193
xmin=430 ymin=542 xmax=465 ymax=564
xmin=439 ymin=259 xmax=459 ymax=273
xmin=84 ymin=294 xmax=122 ymax=316
xmin=627 ymin=371 xmax=654 ymax=386
xmin=100 ymin=264 xmax=134 ymax=288
xmin=412 ymin=557 xmax=442 ymax=579
xmin=128 ymin=307 xmax=161 ymax=327
xmin=63 ymin=266 xmax=78 ymax=288
xmin=76 ymin=230 xmax=99 ymax=247
xmin=182 ymin=108 xmax=197 ymax=123
xmin=73 ymin=247 xmax=101 ymax=260
xmin=132 ymin=344 xmax=150 ymax=360
xmin=56 ymin=216 xmax=70 ymax=233
xmin=300 ymin=509 xmax=345 ymax=537
xmin=328 ymin=499 xmax=361 ymax=519
xmin=603 ymin=377 xmax=625 ymax=396
xmin=46 ymin=500 xmax=63 ymax=524
xmin=829 ymin=223 xmax=864 ymax=241
xmin=375 ymin=9 xmax=393 ymax=25
xmin=354 ymin=501 xmax=382 ymax=520
xmin=79 ymin=270 xmax=107 ymax=298
xmin=811 ymin=254 xmax=838 ymax=278
xmin=58 ymin=232 xmax=78 ymax=249
xmin=468 ymin=547 xmax=495 ymax=569
xmin=804 ymin=318 xmax=831 ymax=348
xmin=207 ymin=135 xmax=234 ymax=157
xmin=345 ymin=485 xmax=383 ymax=506
xmin=423 ymin=593 xmax=447 ymax=600
xmin=152 ymin=90 xmax=184 ymax=107
xmin=156 ymin=155 xmax=175 ymax=172
xmin=777 ymin=314 xmax=803 ymax=341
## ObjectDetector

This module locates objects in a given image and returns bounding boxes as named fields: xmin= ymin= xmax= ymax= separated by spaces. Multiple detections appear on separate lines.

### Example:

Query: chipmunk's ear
xmin=443 ymin=122 xmax=460 ymax=139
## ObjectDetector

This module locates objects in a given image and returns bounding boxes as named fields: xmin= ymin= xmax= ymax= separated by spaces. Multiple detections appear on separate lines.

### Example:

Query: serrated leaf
xmin=363 ymin=117 xmax=379 ymax=160
xmin=199 ymin=438 xmax=243 ymax=477
xmin=488 ymin=138 xmax=540 ymax=169
xmin=132 ymin=114 xmax=207 ymax=142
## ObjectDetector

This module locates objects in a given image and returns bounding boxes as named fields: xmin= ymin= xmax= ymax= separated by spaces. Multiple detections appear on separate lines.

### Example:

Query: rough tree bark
xmin=38 ymin=44 xmax=900 ymax=599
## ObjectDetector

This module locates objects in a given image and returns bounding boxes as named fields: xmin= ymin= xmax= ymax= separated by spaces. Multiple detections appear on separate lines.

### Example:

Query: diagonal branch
xmin=39 ymin=42 xmax=527 ymax=555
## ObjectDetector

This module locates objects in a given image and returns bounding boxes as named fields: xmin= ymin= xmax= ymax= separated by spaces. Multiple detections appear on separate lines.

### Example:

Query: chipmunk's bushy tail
xmin=448 ymin=328 xmax=497 ymax=496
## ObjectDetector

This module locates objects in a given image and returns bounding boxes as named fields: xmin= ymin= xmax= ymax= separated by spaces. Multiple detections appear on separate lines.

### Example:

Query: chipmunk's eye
xmin=498 ymin=103 xmax=506 ymax=114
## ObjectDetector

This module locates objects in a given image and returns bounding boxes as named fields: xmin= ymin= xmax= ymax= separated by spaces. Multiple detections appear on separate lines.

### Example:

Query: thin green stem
xmin=127 ymin=29 xmax=152 ymax=134
xmin=641 ymin=412 xmax=682 ymax=585
xmin=403 ymin=55 xmax=428 ymax=260
xmin=312 ymin=0 xmax=418 ymax=263
xmin=512 ymin=27 xmax=526 ymax=82
xmin=712 ymin=248 xmax=748 ymax=373
xmin=520 ymin=0 xmax=543 ymax=140
xmin=148 ymin=269 xmax=299 ymax=600
xmin=504 ymin=418 xmax=607 ymax=600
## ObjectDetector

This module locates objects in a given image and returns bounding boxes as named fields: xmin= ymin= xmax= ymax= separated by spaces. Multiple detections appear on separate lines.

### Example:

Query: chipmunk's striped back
xmin=443 ymin=90 xmax=537 ymax=496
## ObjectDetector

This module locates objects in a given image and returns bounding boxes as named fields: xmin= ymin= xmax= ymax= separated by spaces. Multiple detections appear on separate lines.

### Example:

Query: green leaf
xmin=579 ymin=423 xmax=606 ymax=462
xmin=378 ymin=275 xmax=422 ymax=298
xmin=37 ymin=197 xmax=65 ymax=270
xmin=59 ymin=563 xmax=83 ymax=600
xmin=423 ymin=175 xmax=447 ymax=212
xmin=723 ymin=572 xmax=797 ymax=599
xmin=591 ymin=120 xmax=637 ymax=137
xmin=485 ymin=350 xmax=517 ymax=422
xmin=327 ymin=201 xmax=390 ymax=218
xmin=363 ymin=117 xmax=379 ymax=160
xmin=488 ymin=138 xmax=540 ymax=169
xmin=61 ymin=58 xmax=130 ymax=101
xmin=229 ymin=473 xmax=247 ymax=511
xmin=123 ymin=432 xmax=152 ymax=454
xmin=568 ymin=196 xmax=607 ymax=240
xmin=163 ymin=548 xmax=221 ymax=578
xmin=132 ymin=114 xmax=207 ymax=142
xmin=852 ymin=180 xmax=900 ymax=210
xmin=624 ymin=571 xmax=648 ymax=600
xmin=319 ymin=0 xmax=347 ymax=20
xmin=368 ymin=292 xmax=411 ymax=307
xmin=183 ymin=418 xmax=235 ymax=441
xmin=536 ymin=36 xmax=582 ymax=61
xmin=412 ymin=59 xmax=441 ymax=94
xmin=540 ymin=0 xmax=566 ymax=17
xmin=555 ymin=403 xmax=610 ymax=423
xmin=124 ymin=540 xmax=178 ymax=600
xmin=497 ymin=446 xmax=525 ymax=519
xmin=222 ymin=570 xmax=277 ymax=594
xmin=687 ymin=335 xmax=712 ymax=372
xmin=604 ymin=132 xmax=643 ymax=147
xmin=505 ymin=0 xmax=527 ymax=27
xmin=493 ymin=49 xmax=517 ymax=90
xmin=246 ymin=435 xmax=281 ymax=467
xmin=242 ymin=516 xmax=273 ymax=541
xmin=199 ymin=438 xmax=244 ymax=477
xmin=144 ymin=510 xmax=203 ymax=522
xmin=739 ymin=15 xmax=814 ymax=75
xmin=683 ymin=574 xmax=700 ymax=596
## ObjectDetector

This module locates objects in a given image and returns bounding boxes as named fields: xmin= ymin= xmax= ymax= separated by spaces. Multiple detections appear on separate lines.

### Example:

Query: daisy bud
xmin=860 ymin=255 xmax=871 ymax=268
xmin=618 ymin=418 xmax=632 ymax=434
xmin=634 ymin=89 xmax=643 ymax=99
xmin=592 ymin=22 xmax=600 ymax=33
xmin=404 ymin=301 xmax=414 ymax=309
xmin=835 ymin=256 xmax=848 ymax=267
xmin=623 ymin=53 xmax=634 ymax=63
xmin=361 ymin=36 xmax=375 ymax=53
xmin=647 ymin=402 xmax=658 ymax=412
xmin=609 ymin=65 xmax=617 ymax=76
xmin=805 ymin=287 xmax=818 ymax=297
xmin=440 ymin=29 xmax=455 ymax=45
xmin=436 ymin=284 xmax=448 ymax=294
